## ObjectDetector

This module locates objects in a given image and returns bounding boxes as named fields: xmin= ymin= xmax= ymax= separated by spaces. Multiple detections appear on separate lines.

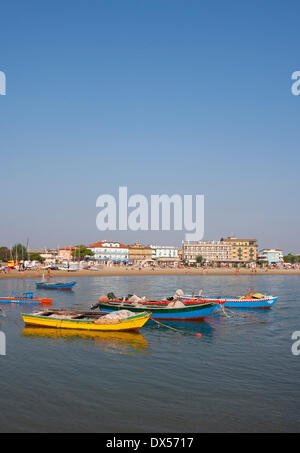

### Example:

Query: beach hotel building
xmin=88 ymin=241 xmax=129 ymax=263
xmin=258 ymin=249 xmax=283 ymax=265
xmin=182 ymin=240 xmax=232 ymax=263
xmin=182 ymin=236 xmax=257 ymax=264
xmin=128 ymin=243 xmax=152 ymax=265
xmin=150 ymin=245 xmax=180 ymax=265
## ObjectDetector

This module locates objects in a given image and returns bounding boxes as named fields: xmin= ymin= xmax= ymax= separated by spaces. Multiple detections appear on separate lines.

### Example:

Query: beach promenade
xmin=0 ymin=267 xmax=299 ymax=280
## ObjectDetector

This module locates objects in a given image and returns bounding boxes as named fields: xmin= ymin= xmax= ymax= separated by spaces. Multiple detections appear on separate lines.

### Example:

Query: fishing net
xmin=94 ymin=310 xmax=134 ymax=324
xmin=167 ymin=301 xmax=186 ymax=308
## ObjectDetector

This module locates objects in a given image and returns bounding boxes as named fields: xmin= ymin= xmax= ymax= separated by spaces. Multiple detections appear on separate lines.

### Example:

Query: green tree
xmin=29 ymin=253 xmax=45 ymax=262
xmin=0 ymin=247 xmax=10 ymax=262
xmin=196 ymin=255 xmax=204 ymax=265
xmin=11 ymin=243 xmax=28 ymax=261
xmin=283 ymin=253 xmax=297 ymax=264
xmin=71 ymin=246 xmax=94 ymax=261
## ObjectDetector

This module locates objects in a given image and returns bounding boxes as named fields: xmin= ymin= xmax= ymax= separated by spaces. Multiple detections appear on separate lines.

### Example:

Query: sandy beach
xmin=0 ymin=267 xmax=299 ymax=280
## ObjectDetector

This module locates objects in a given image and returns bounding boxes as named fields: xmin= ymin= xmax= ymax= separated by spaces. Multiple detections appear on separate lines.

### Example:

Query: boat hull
xmin=180 ymin=296 xmax=278 ymax=309
xmin=98 ymin=302 xmax=216 ymax=320
xmin=21 ymin=312 xmax=150 ymax=332
xmin=222 ymin=297 xmax=278 ymax=309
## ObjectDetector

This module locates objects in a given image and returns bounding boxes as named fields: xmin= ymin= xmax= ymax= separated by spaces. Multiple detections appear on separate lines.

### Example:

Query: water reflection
xmin=145 ymin=317 xmax=215 ymax=339
xmin=22 ymin=327 xmax=149 ymax=355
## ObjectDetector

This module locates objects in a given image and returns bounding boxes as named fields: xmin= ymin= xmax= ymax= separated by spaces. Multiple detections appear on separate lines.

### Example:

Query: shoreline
xmin=0 ymin=268 xmax=299 ymax=280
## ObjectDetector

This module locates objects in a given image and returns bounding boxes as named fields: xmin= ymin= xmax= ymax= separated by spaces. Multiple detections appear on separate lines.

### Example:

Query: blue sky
xmin=0 ymin=0 xmax=299 ymax=252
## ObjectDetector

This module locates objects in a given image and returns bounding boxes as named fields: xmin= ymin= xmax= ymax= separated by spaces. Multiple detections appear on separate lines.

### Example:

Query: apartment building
xmin=58 ymin=247 xmax=77 ymax=262
xmin=221 ymin=236 xmax=257 ymax=262
xmin=258 ymin=249 xmax=283 ymax=265
xmin=182 ymin=241 xmax=231 ymax=263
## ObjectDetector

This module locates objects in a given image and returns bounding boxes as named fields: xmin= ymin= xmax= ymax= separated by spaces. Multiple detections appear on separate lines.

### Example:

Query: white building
xmin=88 ymin=241 xmax=129 ymax=263
xmin=258 ymin=249 xmax=284 ymax=265
xmin=150 ymin=245 xmax=179 ymax=263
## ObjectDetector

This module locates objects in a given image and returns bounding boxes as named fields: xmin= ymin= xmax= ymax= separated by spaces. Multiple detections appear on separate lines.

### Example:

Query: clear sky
xmin=1 ymin=0 xmax=299 ymax=252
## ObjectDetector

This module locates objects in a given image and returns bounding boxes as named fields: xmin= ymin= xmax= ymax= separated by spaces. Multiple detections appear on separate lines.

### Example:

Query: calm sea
xmin=0 ymin=275 xmax=299 ymax=433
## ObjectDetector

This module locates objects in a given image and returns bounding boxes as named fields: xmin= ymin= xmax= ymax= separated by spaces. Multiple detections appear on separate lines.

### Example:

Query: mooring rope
xmin=219 ymin=303 xmax=231 ymax=318
xmin=150 ymin=318 xmax=186 ymax=332
xmin=150 ymin=318 xmax=203 ymax=337
xmin=218 ymin=304 xmax=266 ymax=324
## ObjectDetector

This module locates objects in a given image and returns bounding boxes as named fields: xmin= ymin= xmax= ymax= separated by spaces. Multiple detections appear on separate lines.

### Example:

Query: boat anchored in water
xmin=21 ymin=309 xmax=151 ymax=332
xmin=36 ymin=281 xmax=77 ymax=290
xmin=92 ymin=294 xmax=217 ymax=321
xmin=179 ymin=291 xmax=278 ymax=309
xmin=0 ymin=291 xmax=52 ymax=305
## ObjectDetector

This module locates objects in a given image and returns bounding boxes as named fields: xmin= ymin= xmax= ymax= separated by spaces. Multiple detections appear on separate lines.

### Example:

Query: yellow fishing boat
xmin=21 ymin=309 xmax=151 ymax=332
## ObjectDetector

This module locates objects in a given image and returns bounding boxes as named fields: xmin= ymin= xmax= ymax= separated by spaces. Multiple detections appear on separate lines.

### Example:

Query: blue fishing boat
xmin=0 ymin=291 xmax=52 ymax=305
xmin=36 ymin=281 xmax=77 ymax=290
xmin=218 ymin=296 xmax=277 ymax=309
xmin=179 ymin=292 xmax=278 ymax=309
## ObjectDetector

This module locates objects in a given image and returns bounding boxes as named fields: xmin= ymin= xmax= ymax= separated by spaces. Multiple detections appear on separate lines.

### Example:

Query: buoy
xmin=196 ymin=333 xmax=202 ymax=337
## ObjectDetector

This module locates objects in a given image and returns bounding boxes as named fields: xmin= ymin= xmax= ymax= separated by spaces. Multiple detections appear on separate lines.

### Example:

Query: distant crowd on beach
xmin=0 ymin=239 xmax=299 ymax=276
xmin=0 ymin=260 xmax=300 ymax=279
